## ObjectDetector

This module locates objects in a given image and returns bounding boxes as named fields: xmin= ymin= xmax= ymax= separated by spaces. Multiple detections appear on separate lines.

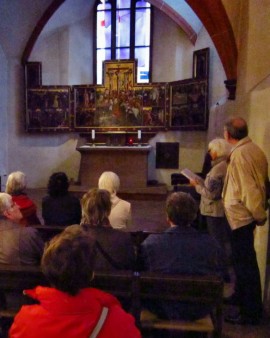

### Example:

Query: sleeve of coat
xmin=19 ymin=228 xmax=45 ymax=264
xmin=235 ymin=156 xmax=267 ymax=223
xmin=195 ymin=175 xmax=223 ymax=201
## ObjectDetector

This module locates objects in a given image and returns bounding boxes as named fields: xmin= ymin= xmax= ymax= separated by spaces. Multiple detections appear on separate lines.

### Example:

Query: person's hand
xmin=189 ymin=179 xmax=197 ymax=186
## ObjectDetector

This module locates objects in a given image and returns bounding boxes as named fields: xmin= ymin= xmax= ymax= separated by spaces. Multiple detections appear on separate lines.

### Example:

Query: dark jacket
xmin=42 ymin=194 xmax=81 ymax=226
xmin=68 ymin=224 xmax=136 ymax=271
xmin=141 ymin=225 xmax=226 ymax=320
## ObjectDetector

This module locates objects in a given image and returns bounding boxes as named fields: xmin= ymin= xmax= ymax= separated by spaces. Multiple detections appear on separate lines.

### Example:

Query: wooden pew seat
xmin=139 ymin=273 xmax=223 ymax=336
xmin=141 ymin=310 xmax=214 ymax=332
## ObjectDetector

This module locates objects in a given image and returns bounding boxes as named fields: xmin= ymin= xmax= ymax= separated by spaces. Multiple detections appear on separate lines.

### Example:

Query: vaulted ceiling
xmin=22 ymin=0 xmax=237 ymax=81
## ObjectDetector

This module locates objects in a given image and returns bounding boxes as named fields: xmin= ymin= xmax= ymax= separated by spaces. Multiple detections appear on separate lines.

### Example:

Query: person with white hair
xmin=189 ymin=138 xmax=232 ymax=255
xmin=98 ymin=171 xmax=132 ymax=230
xmin=0 ymin=192 xmax=44 ymax=265
xmin=6 ymin=171 xmax=41 ymax=226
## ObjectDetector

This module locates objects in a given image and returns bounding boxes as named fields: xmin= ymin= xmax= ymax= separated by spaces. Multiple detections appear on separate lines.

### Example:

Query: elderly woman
xmin=6 ymin=171 xmax=41 ymax=226
xmin=9 ymin=227 xmax=141 ymax=338
xmin=98 ymin=171 xmax=132 ymax=230
xmin=69 ymin=188 xmax=135 ymax=271
xmin=189 ymin=138 xmax=232 ymax=253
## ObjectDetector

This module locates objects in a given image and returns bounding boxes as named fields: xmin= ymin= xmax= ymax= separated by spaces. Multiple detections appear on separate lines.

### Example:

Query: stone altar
xmin=76 ymin=145 xmax=152 ymax=192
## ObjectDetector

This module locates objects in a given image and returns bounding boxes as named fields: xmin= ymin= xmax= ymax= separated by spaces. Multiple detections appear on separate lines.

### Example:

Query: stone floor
xmin=27 ymin=189 xmax=270 ymax=338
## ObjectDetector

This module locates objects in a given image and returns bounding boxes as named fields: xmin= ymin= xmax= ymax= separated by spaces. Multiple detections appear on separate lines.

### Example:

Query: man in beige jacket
xmin=222 ymin=117 xmax=269 ymax=325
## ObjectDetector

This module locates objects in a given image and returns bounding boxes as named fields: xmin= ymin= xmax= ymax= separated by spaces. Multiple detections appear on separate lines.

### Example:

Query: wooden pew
xmin=0 ymin=265 xmax=223 ymax=337
xmin=139 ymin=272 xmax=223 ymax=338
xmin=32 ymin=225 xmax=66 ymax=242
xmin=0 ymin=266 xmax=133 ymax=312
xmin=0 ymin=265 xmax=48 ymax=337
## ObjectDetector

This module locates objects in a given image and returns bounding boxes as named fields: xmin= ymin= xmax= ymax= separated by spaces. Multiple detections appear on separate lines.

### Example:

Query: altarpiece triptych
xmin=25 ymin=49 xmax=209 ymax=133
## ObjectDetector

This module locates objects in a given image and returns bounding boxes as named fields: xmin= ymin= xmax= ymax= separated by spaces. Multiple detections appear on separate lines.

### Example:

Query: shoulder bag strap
xmin=95 ymin=240 xmax=123 ymax=270
xmin=89 ymin=307 xmax=109 ymax=338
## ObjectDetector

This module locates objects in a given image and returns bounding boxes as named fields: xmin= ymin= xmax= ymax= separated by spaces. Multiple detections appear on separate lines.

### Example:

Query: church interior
xmin=0 ymin=0 xmax=270 ymax=337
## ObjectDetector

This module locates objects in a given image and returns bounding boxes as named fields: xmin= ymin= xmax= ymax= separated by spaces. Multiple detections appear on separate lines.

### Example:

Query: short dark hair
xmin=81 ymin=188 xmax=111 ymax=227
xmin=41 ymin=226 xmax=97 ymax=296
xmin=224 ymin=117 xmax=248 ymax=140
xmin=166 ymin=192 xmax=198 ymax=226
xmin=47 ymin=172 xmax=69 ymax=197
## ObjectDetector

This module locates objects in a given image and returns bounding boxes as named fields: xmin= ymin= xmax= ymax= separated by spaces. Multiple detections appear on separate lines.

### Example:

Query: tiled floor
xmin=28 ymin=189 xmax=270 ymax=338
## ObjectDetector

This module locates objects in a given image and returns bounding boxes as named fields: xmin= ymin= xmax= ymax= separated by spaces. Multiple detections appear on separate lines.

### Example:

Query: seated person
xmin=9 ymin=227 xmax=141 ymax=338
xmin=141 ymin=191 xmax=227 ymax=320
xmin=98 ymin=171 xmax=132 ymax=230
xmin=0 ymin=193 xmax=44 ymax=265
xmin=42 ymin=172 xmax=81 ymax=226
xmin=5 ymin=171 xmax=41 ymax=226
xmin=68 ymin=188 xmax=135 ymax=271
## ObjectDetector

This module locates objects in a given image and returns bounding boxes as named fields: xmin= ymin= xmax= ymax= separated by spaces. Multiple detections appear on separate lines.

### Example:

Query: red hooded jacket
xmin=9 ymin=286 xmax=141 ymax=338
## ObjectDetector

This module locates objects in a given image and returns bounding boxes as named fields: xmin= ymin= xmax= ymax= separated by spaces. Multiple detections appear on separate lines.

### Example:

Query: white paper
xmin=138 ymin=130 xmax=141 ymax=139
xmin=181 ymin=168 xmax=204 ymax=183
xmin=91 ymin=129 xmax=95 ymax=140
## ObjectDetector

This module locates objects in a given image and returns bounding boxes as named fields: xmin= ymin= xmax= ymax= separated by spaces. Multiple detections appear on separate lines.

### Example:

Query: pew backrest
xmin=139 ymin=272 xmax=223 ymax=337
xmin=0 ymin=265 xmax=223 ymax=337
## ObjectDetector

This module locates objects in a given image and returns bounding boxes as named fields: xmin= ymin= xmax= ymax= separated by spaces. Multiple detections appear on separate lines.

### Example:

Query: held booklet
xmin=180 ymin=168 xmax=204 ymax=184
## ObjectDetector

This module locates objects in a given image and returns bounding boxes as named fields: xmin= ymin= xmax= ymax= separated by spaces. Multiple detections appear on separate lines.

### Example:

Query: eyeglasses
xmin=9 ymin=202 xmax=19 ymax=211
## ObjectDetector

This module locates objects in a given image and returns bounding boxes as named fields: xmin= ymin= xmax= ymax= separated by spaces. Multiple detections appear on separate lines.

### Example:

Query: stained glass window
xmin=95 ymin=0 xmax=152 ymax=84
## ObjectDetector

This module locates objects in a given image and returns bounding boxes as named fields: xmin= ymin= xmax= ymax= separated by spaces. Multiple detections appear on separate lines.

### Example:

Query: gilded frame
xmin=26 ymin=86 xmax=71 ymax=132
xmin=169 ymin=79 xmax=208 ymax=130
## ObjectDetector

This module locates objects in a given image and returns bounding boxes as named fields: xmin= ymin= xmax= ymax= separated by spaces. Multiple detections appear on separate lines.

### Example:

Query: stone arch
xmin=186 ymin=0 xmax=237 ymax=80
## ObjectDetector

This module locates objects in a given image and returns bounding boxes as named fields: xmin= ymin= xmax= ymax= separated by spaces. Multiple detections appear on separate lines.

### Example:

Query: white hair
xmin=0 ymin=193 xmax=13 ymax=215
xmin=98 ymin=171 xmax=120 ymax=195
xmin=6 ymin=171 xmax=27 ymax=194
xmin=208 ymin=138 xmax=232 ymax=158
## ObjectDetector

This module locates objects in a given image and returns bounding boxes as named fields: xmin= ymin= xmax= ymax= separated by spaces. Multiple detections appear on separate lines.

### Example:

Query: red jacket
xmin=9 ymin=286 xmax=141 ymax=338
xmin=12 ymin=194 xmax=41 ymax=226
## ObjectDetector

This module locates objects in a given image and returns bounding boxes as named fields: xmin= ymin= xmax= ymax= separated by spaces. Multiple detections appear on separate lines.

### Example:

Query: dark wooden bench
xmin=139 ymin=272 xmax=223 ymax=337
xmin=32 ymin=225 xmax=66 ymax=242
xmin=0 ymin=265 xmax=223 ymax=337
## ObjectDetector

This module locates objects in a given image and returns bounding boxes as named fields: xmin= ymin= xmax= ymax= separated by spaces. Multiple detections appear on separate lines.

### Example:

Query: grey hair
xmin=0 ymin=193 xmax=13 ymax=215
xmin=6 ymin=171 xmax=27 ymax=194
xmin=98 ymin=171 xmax=120 ymax=195
xmin=208 ymin=138 xmax=232 ymax=158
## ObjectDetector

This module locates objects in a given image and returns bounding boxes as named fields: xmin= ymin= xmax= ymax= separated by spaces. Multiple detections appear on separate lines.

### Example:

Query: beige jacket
xmin=109 ymin=195 xmax=132 ymax=230
xmin=222 ymin=137 xmax=269 ymax=230
xmin=196 ymin=157 xmax=227 ymax=217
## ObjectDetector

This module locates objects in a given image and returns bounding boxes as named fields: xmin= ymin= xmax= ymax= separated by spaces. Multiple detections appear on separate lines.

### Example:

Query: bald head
xmin=224 ymin=117 xmax=248 ymax=142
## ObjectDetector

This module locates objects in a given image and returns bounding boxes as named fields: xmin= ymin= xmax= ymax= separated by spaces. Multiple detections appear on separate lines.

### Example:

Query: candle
xmin=91 ymin=130 xmax=95 ymax=140
xmin=138 ymin=130 xmax=141 ymax=140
